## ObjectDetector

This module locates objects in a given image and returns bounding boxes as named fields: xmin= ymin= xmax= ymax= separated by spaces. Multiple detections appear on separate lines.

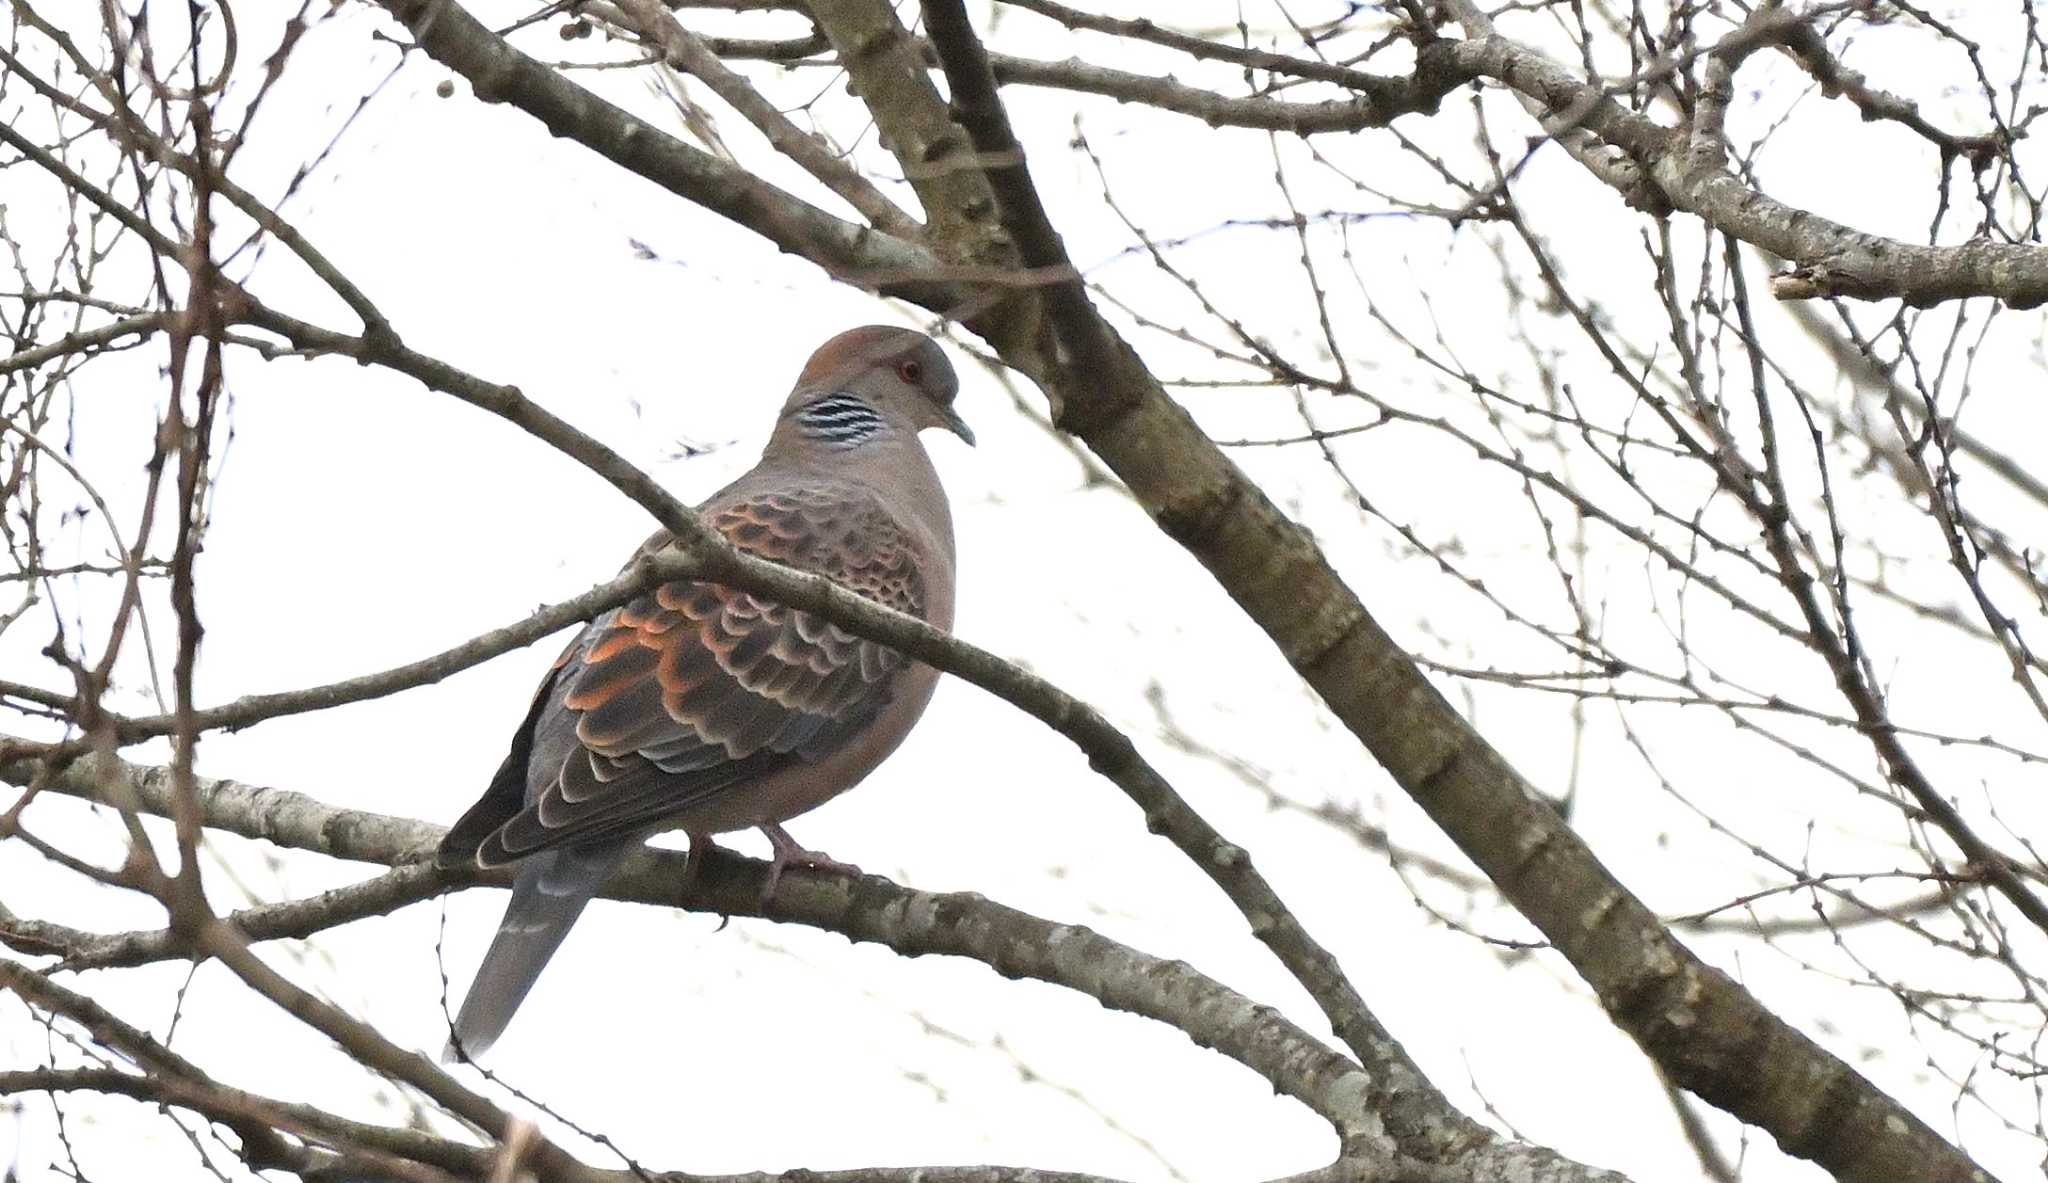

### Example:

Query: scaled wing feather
xmin=471 ymin=488 xmax=927 ymax=866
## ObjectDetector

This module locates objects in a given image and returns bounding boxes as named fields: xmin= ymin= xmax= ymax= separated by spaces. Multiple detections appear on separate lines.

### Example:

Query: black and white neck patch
xmin=796 ymin=392 xmax=886 ymax=447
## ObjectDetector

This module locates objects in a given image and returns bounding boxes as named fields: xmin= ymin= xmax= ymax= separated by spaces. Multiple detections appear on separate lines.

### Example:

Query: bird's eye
xmin=897 ymin=359 xmax=923 ymax=384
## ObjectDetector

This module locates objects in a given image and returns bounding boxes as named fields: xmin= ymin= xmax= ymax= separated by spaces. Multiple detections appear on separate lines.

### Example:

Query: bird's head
xmin=780 ymin=325 xmax=974 ymax=449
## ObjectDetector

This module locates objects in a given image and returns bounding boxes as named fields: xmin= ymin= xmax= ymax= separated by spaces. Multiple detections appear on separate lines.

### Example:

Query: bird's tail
xmin=444 ymin=841 xmax=632 ymax=1062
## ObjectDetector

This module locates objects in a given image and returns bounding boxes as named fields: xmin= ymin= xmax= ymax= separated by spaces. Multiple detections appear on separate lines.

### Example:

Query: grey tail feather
xmin=443 ymin=841 xmax=633 ymax=1062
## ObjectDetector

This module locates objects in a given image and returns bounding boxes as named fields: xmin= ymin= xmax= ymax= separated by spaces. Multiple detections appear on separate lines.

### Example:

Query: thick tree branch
xmin=3 ymin=744 xmax=1624 ymax=1181
xmin=2 ymin=745 xmax=1376 ymax=1155
xmin=808 ymin=0 xmax=1018 ymax=275
xmin=910 ymin=6 xmax=1998 ymax=1182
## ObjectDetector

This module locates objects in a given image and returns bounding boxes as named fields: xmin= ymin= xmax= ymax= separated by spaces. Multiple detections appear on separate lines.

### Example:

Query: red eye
xmin=897 ymin=359 xmax=923 ymax=384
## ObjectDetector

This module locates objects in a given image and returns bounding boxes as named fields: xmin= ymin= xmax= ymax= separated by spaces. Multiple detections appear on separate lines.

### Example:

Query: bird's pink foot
xmin=759 ymin=823 xmax=861 ymax=902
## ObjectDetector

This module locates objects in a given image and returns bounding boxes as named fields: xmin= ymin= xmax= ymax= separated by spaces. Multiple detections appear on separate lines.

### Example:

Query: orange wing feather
xmin=458 ymin=486 xmax=929 ymax=867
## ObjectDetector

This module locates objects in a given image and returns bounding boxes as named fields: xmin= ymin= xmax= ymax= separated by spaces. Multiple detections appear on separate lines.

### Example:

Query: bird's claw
xmin=759 ymin=823 xmax=861 ymax=904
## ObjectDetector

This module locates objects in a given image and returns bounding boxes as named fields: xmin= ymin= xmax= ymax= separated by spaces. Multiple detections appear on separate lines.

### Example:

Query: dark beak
xmin=938 ymin=404 xmax=976 ymax=447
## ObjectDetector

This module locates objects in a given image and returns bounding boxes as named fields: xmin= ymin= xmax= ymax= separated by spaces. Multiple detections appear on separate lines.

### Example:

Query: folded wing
xmin=442 ymin=487 xmax=928 ymax=869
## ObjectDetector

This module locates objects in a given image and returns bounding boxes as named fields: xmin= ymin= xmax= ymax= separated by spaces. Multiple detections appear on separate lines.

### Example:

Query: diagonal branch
xmin=807 ymin=0 xmax=1014 ymax=270
xmin=910 ymin=5 xmax=1999 ymax=1182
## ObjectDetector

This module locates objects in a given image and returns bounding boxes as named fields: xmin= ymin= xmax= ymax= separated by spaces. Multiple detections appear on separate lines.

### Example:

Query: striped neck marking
xmin=797 ymin=391 xmax=885 ymax=446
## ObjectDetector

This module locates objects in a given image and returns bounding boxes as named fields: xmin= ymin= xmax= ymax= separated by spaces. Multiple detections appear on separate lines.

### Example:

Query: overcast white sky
xmin=5 ymin=3 xmax=2048 ymax=1181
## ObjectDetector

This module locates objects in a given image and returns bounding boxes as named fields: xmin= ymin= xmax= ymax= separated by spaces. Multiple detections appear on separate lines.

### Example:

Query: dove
xmin=437 ymin=325 xmax=970 ymax=1058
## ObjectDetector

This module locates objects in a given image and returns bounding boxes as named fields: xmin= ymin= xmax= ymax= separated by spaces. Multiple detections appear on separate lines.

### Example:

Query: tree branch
xmin=602 ymin=0 xmax=920 ymax=238
xmin=909 ymin=6 xmax=2000 ymax=1182
xmin=821 ymin=1 xmax=2048 ymax=309
xmin=3 ymin=744 xmax=1377 ymax=1154
xmin=1436 ymin=13 xmax=2048 ymax=308
xmin=378 ymin=0 xmax=960 ymax=306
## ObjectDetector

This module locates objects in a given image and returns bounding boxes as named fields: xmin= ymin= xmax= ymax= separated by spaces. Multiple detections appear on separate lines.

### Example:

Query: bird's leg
xmin=680 ymin=831 xmax=721 ymax=896
xmin=758 ymin=823 xmax=862 ymax=903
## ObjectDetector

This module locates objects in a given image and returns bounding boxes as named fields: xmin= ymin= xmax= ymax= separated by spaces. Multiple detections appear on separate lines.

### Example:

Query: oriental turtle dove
xmin=437 ymin=325 xmax=971 ymax=1058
